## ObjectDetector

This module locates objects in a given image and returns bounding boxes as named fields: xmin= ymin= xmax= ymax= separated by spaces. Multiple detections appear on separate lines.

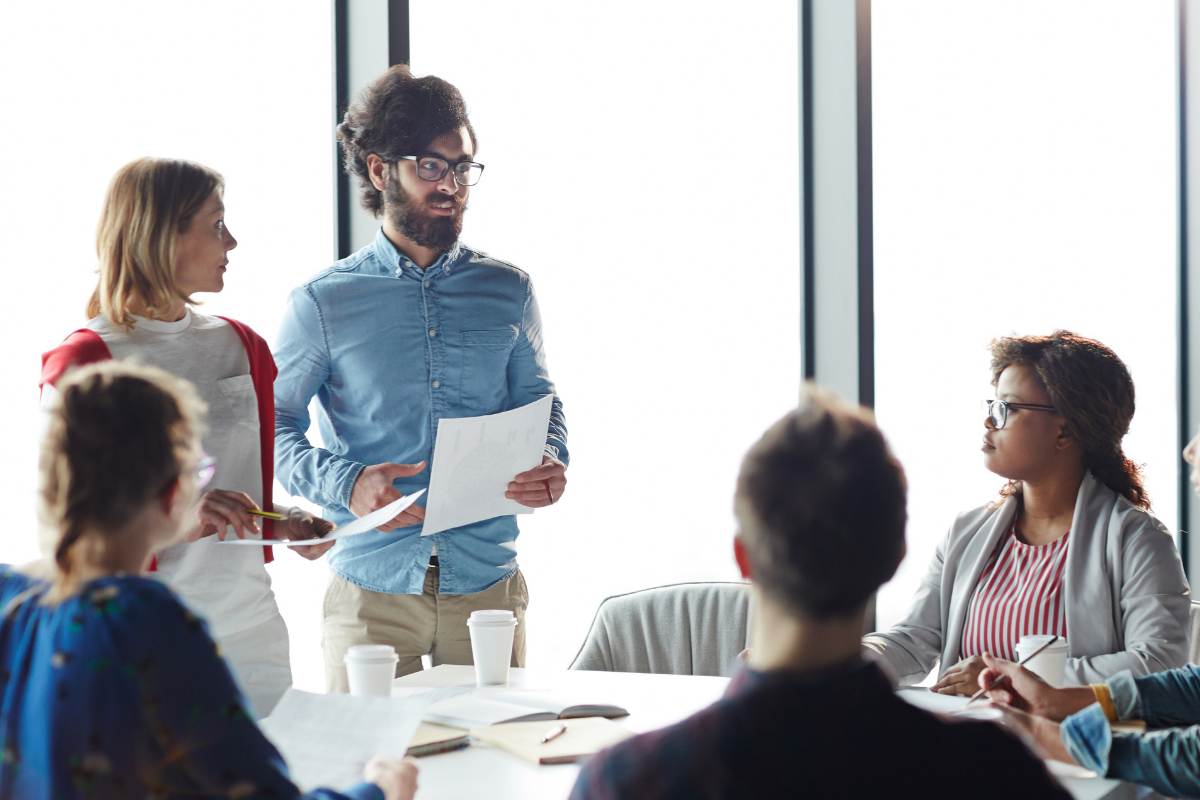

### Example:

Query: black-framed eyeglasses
xmin=396 ymin=155 xmax=485 ymax=187
xmin=982 ymin=399 xmax=1057 ymax=429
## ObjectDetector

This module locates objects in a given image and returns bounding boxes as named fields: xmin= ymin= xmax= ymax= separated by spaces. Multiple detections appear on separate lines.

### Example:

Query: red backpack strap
xmin=40 ymin=329 xmax=111 ymax=391
xmin=217 ymin=317 xmax=278 ymax=563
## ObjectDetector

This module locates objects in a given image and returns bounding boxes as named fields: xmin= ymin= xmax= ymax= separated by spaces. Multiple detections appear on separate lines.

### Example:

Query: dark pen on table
xmin=965 ymin=635 xmax=1060 ymax=706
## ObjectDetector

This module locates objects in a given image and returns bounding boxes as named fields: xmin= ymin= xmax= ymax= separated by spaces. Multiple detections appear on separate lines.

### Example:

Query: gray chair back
xmin=1191 ymin=602 xmax=1200 ymax=664
xmin=568 ymin=582 xmax=750 ymax=677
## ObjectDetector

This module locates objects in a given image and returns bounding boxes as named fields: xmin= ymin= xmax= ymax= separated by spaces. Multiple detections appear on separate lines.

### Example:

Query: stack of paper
xmin=259 ymin=689 xmax=431 ymax=790
xmin=416 ymin=688 xmax=627 ymax=729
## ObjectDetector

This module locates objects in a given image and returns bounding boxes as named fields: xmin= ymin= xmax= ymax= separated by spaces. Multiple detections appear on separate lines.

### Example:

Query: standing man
xmin=274 ymin=65 xmax=568 ymax=691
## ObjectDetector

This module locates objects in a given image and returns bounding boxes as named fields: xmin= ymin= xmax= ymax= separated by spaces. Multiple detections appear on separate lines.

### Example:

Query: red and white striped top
xmin=960 ymin=519 xmax=1070 ymax=662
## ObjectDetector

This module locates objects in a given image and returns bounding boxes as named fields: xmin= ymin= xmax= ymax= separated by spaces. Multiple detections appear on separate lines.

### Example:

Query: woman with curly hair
xmin=863 ymin=330 xmax=1190 ymax=693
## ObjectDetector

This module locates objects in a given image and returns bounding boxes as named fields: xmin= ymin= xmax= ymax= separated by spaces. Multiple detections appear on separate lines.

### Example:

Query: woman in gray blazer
xmin=863 ymin=330 xmax=1190 ymax=693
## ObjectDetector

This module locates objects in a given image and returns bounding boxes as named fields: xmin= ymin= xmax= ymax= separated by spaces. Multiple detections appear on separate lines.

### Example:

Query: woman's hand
xmin=364 ymin=756 xmax=419 ymax=800
xmin=931 ymin=655 xmax=988 ymax=695
xmin=279 ymin=506 xmax=336 ymax=561
xmin=980 ymin=655 xmax=1096 ymax=721
xmin=183 ymin=490 xmax=260 ymax=541
xmin=986 ymin=703 xmax=1076 ymax=764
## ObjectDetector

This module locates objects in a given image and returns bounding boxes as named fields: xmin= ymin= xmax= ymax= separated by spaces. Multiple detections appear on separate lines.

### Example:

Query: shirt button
xmin=444 ymin=266 xmax=451 ymax=273
xmin=423 ymin=280 xmax=430 ymax=288
xmin=395 ymin=268 xmax=402 ymax=276
xmin=429 ymin=329 xmax=436 ymax=337
xmin=433 ymin=380 xmax=441 ymax=388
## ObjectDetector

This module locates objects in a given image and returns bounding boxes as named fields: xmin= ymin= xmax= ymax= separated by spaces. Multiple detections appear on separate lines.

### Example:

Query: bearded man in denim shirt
xmin=274 ymin=65 xmax=568 ymax=691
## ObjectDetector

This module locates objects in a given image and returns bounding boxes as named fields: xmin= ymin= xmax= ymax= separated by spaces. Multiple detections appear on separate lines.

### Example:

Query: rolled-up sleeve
xmin=507 ymin=279 xmax=568 ymax=466
xmin=274 ymin=286 xmax=366 ymax=509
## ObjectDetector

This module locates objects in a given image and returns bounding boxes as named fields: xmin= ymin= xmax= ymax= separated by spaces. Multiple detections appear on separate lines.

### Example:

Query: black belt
xmin=428 ymin=555 xmax=440 ymax=569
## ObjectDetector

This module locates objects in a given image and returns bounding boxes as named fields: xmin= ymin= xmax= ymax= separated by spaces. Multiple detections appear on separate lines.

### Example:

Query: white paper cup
xmin=343 ymin=644 xmax=399 ymax=697
xmin=1016 ymin=635 xmax=1069 ymax=688
xmin=467 ymin=610 xmax=518 ymax=686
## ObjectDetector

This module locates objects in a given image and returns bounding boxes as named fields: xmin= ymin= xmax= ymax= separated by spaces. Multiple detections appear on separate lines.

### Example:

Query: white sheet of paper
xmin=421 ymin=395 xmax=554 ymax=536
xmin=218 ymin=489 xmax=426 ymax=546
xmin=258 ymin=689 xmax=430 ymax=791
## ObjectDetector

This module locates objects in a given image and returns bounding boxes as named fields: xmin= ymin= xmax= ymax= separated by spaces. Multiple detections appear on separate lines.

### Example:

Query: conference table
xmin=393 ymin=665 xmax=1153 ymax=800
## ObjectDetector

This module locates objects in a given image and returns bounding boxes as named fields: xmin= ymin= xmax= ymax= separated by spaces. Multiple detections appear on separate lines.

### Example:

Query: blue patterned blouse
xmin=0 ymin=567 xmax=381 ymax=800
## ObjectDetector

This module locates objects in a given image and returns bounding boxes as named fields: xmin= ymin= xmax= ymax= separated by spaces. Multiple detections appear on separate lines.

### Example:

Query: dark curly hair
xmin=336 ymin=64 xmax=477 ymax=217
xmin=989 ymin=330 xmax=1148 ymax=509
xmin=736 ymin=386 xmax=907 ymax=619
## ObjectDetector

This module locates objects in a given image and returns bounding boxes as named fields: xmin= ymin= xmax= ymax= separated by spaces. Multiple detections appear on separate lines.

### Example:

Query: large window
xmin=412 ymin=0 xmax=801 ymax=670
xmin=872 ymin=2 xmax=1179 ymax=643
xmin=0 ymin=2 xmax=333 ymax=689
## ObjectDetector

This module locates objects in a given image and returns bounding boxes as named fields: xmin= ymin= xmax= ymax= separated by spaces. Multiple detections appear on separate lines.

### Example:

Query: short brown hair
xmin=736 ymin=386 xmax=907 ymax=619
xmin=989 ymin=330 xmax=1148 ymax=509
xmin=88 ymin=157 xmax=224 ymax=329
xmin=337 ymin=65 xmax=477 ymax=217
xmin=39 ymin=362 xmax=206 ymax=601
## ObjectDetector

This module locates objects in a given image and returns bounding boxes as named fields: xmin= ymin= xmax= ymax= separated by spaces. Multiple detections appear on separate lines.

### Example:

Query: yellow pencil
xmin=246 ymin=509 xmax=285 ymax=520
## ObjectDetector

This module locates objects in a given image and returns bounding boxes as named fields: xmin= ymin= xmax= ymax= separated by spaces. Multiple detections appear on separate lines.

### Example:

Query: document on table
xmin=421 ymin=394 xmax=554 ymax=536
xmin=258 ymin=689 xmax=431 ymax=791
xmin=218 ymin=489 xmax=425 ymax=546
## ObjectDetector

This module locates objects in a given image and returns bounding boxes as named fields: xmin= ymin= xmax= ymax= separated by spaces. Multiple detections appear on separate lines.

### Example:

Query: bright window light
xmin=411 ymin=0 xmax=801 ymax=670
xmin=0 ymin=1 xmax=333 ymax=690
xmin=872 ymin=1 xmax=1179 ymax=647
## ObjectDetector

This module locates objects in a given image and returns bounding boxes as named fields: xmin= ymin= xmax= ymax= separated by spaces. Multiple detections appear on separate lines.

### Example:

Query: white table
xmin=395 ymin=666 xmax=1148 ymax=800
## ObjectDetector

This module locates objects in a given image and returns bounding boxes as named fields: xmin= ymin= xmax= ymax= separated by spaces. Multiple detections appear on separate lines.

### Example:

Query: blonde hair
xmin=39 ymin=361 xmax=206 ymax=602
xmin=88 ymin=157 xmax=224 ymax=329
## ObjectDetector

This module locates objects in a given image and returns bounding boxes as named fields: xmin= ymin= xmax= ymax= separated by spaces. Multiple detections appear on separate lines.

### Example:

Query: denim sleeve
xmin=273 ymin=286 xmax=366 ymax=510
xmin=1113 ymin=664 xmax=1200 ymax=727
xmin=1062 ymin=699 xmax=1200 ymax=798
xmin=508 ymin=279 xmax=569 ymax=467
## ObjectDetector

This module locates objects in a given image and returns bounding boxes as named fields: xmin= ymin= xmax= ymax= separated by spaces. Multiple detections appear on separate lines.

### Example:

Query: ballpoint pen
xmin=966 ymin=635 xmax=1060 ymax=706
xmin=540 ymin=723 xmax=567 ymax=744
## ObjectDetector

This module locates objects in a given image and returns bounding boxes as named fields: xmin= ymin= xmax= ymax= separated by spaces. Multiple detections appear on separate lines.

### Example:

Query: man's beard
xmin=384 ymin=174 xmax=465 ymax=252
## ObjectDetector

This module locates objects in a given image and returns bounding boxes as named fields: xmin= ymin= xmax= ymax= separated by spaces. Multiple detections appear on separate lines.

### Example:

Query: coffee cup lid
xmin=344 ymin=644 xmax=399 ymax=662
xmin=467 ymin=609 xmax=518 ymax=626
xmin=1017 ymin=634 xmax=1068 ymax=652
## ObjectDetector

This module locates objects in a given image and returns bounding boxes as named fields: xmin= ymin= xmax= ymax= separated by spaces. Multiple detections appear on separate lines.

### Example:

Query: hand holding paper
xmin=218 ymin=489 xmax=426 ymax=546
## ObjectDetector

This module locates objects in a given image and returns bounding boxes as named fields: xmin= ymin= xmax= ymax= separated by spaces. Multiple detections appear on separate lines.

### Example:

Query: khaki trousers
xmin=323 ymin=561 xmax=528 ymax=692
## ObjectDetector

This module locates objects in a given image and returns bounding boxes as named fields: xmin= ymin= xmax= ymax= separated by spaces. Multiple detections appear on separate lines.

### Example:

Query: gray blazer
xmin=863 ymin=472 xmax=1191 ymax=686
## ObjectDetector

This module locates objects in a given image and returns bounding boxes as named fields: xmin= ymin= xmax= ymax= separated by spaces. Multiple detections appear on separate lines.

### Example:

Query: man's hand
xmin=363 ymin=755 xmax=419 ymax=800
xmin=183 ymin=490 xmax=260 ymax=542
xmin=979 ymin=655 xmax=1096 ymax=721
xmin=507 ymin=455 xmax=566 ymax=508
xmin=279 ymin=506 xmax=337 ymax=561
xmin=349 ymin=462 xmax=428 ymax=531
xmin=932 ymin=655 xmax=987 ymax=695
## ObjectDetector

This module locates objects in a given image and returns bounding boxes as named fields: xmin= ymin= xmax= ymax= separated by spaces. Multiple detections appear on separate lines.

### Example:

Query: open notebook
xmin=470 ymin=717 xmax=634 ymax=765
xmin=404 ymin=688 xmax=629 ymax=730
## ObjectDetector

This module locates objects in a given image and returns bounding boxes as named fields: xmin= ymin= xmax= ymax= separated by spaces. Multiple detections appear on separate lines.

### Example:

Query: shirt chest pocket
xmin=217 ymin=374 xmax=260 ymax=433
xmin=460 ymin=330 xmax=516 ymax=410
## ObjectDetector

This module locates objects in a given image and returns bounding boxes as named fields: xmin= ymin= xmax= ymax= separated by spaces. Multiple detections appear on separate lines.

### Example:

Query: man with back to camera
xmin=273 ymin=65 xmax=568 ymax=690
xmin=569 ymin=388 xmax=1070 ymax=800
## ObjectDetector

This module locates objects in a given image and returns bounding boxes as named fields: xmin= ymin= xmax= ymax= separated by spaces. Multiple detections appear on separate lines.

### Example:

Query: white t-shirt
xmin=45 ymin=310 xmax=280 ymax=639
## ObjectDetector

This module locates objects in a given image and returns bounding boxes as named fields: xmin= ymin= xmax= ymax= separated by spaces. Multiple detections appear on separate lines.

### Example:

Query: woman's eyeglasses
xmin=981 ymin=399 xmax=1057 ymax=429
xmin=195 ymin=454 xmax=216 ymax=489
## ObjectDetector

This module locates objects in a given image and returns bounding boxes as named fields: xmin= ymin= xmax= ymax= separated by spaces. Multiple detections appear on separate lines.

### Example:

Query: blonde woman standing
xmin=39 ymin=158 xmax=330 ymax=717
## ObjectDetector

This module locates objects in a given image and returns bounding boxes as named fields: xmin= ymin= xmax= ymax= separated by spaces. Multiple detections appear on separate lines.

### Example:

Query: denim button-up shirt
xmin=1061 ymin=666 xmax=1200 ymax=797
xmin=273 ymin=230 xmax=568 ymax=594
